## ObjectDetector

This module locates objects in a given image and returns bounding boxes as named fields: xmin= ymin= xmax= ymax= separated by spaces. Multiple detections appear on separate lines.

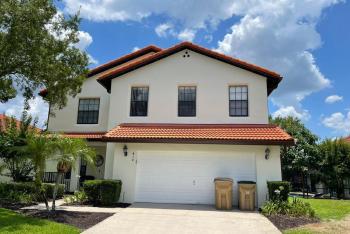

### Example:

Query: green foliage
xmin=49 ymin=136 xmax=96 ymax=210
xmin=267 ymin=181 xmax=291 ymax=201
xmin=270 ymin=116 xmax=320 ymax=189
xmin=64 ymin=190 xmax=88 ymax=204
xmin=297 ymin=198 xmax=350 ymax=220
xmin=0 ymin=182 xmax=64 ymax=203
xmin=261 ymin=198 xmax=315 ymax=218
xmin=42 ymin=183 xmax=64 ymax=199
xmin=0 ymin=182 xmax=36 ymax=203
xmin=0 ymin=208 xmax=80 ymax=234
xmin=0 ymin=0 xmax=89 ymax=108
xmin=0 ymin=111 xmax=37 ymax=182
xmin=83 ymin=180 xmax=122 ymax=206
xmin=319 ymin=139 xmax=350 ymax=199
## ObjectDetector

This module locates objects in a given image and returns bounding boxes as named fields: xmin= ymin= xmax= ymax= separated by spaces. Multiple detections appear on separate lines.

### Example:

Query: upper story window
xmin=77 ymin=98 xmax=100 ymax=124
xmin=178 ymin=86 xmax=196 ymax=117
xmin=229 ymin=86 xmax=248 ymax=117
xmin=130 ymin=87 xmax=149 ymax=116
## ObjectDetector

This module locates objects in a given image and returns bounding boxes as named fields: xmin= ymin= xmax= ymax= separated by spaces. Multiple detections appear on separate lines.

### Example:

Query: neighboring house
xmin=345 ymin=136 xmax=350 ymax=144
xmin=40 ymin=42 xmax=294 ymax=207
xmin=0 ymin=114 xmax=41 ymax=182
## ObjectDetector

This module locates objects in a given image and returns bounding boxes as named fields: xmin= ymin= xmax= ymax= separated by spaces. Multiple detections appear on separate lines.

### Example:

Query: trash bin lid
xmin=214 ymin=177 xmax=233 ymax=182
xmin=238 ymin=181 xmax=256 ymax=184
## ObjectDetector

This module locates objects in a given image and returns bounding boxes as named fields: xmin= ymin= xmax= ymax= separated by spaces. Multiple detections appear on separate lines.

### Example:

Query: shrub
xmin=83 ymin=179 xmax=122 ymax=206
xmin=261 ymin=198 xmax=315 ymax=218
xmin=0 ymin=182 xmax=64 ymax=203
xmin=0 ymin=182 xmax=36 ymax=203
xmin=42 ymin=183 xmax=65 ymax=199
xmin=64 ymin=190 xmax=88 ymax=204
xmin=267 ymin=181 xmax=291 ymax=201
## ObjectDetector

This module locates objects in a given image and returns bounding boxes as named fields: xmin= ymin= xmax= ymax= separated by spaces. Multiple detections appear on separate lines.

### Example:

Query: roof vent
xmin=182 ymin=50 xmax=190 ymax=58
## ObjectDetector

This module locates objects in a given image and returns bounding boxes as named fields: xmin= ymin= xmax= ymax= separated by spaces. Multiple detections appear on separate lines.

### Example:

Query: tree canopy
xmin=0 ymin=0 xmax=89 ymax=108
xmin=270 ymin=116 xmax=320 ymax=189
xmin=319 ymin=139 xmax=350 ymax=198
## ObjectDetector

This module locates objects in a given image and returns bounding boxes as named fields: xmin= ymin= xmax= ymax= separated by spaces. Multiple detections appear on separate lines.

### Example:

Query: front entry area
xmin=134 ymin=151 xmax=256 ymax=205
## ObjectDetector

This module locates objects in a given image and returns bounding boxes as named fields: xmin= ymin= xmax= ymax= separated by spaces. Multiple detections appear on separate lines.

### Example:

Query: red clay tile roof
xmin=97 ymin=42 xmax=282 ymax=95
xmin=62 ymin=132 xmax=106 ymax=140
xmin=345 ymin=136 xmax=350 ymax=143
xmin=103 ymin=123 xmax=294 ymax=145
xmin=0 ymin=114 xmax=41 ymax=132
xmin=88 ymin=45 xmax=162 ymax=77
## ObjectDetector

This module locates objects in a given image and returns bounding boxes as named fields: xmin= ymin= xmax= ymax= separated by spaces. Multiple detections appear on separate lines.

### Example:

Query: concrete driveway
xmin=83 ymin=203 xmax=280 ymax=234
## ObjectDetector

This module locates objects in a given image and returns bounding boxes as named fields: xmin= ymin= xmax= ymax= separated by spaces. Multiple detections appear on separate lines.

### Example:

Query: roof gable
xmin=97 ymin=42 xmax=282 ymax=95
xmin=88 ymin=45 xmax=162 ymax=77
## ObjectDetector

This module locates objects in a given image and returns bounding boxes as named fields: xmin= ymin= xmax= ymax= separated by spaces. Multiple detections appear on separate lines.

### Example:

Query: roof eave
xmin=100 ymin=137 xmax=295 ymax=146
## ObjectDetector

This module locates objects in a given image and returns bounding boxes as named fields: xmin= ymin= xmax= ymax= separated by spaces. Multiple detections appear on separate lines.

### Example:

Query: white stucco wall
xmin=48 ymin=76 xmax=110 ymax=132
xmin=108 ymin=49 xmax=269 ymax=129
xmin=111 ymin=143 xmax=281 ymax=207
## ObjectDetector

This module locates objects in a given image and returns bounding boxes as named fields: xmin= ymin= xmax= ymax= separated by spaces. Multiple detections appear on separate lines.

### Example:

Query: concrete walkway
xmin=21 ymin=199 xmax=123 ymax=213
xmin=83 ymin=203 xmax=281 ymax=234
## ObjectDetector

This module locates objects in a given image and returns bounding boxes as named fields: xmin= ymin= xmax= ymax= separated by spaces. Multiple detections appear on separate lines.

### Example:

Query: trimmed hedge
xmin=267 ymin=181 xmax=291 ymax=201
xmin=83 ymin=179 xmax=122 ymax=206
xmin=0 ymin=182 xmax=65 ymax=202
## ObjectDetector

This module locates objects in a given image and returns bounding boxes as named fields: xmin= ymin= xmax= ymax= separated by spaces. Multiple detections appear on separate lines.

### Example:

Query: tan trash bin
xmin=214 ymin=178 xmax=233 ymax=210
xmin=238 ymin=181 xmax=256 ymax=211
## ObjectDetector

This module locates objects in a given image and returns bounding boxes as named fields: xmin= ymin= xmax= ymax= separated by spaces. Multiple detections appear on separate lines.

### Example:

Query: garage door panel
xmin=135 ymin=151 xmax=256 ymax=204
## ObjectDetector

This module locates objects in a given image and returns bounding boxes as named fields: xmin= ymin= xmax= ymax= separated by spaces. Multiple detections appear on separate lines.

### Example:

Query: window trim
xmin=178 ymin=86 xmax=197 ymax=117
xmin=228 ymin=85 xmax=249 ymax=117
xmin=130 ymin=86 xmax=149 ymax=117
xmin=76 ymin=98 xmax=100 ymax=124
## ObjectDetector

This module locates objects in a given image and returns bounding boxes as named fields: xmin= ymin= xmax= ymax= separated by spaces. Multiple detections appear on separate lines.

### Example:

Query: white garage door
xmin=135 ymin=151 xmax=256 ymax=205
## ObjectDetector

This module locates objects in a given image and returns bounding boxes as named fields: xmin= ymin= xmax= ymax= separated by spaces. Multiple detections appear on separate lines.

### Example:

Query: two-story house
xmin=41 ymin=42 xmax=294 ymax=207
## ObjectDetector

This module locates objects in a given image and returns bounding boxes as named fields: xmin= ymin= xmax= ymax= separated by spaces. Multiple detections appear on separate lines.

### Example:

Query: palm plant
xmin=26 ymin=133 xmax=56 ymax=210
xmin=50 ymin=137 xmax=96 ymax=210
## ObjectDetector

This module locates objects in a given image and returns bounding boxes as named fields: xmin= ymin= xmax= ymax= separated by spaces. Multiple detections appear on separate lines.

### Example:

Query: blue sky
xmin=1 ymin=0 xmax=349 ymax=139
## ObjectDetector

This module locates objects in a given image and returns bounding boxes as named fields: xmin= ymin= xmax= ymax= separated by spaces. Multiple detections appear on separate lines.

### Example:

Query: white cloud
xmin=215 ymin=0 xmax=341 ymax=111
xmin=75 ymin=31 xmax=93 ymax=50
xmin=272 ymin=106 xmax=311 ymax=121
xmin=63 ymin=0 xmax=237 ymax=41
xmin=325 ymin=95 xmax=343 ymax=104
xmin=63 ymin=0 xmax=234 ymax=29
xmin=88 ymin=54 xmax=99 ymax=65
xmin=155 ymin=23 xmax=174 ymax=37
xmin=177 ymin=28 xmax=196 ymax=42
xmin=0 ymin=96 xmax=49 ymax=129
xmin=132 ymin=47 xmax=140 ymax=52
xmin=322 ymin=111 xmax=350 ymax=135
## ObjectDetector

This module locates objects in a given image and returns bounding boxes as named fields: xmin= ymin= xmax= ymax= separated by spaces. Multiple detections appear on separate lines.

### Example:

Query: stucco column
xmin=104 ymin=142 xmax=115 ymax=179
xmin=69 ymin=159 xmax=80 ymax=192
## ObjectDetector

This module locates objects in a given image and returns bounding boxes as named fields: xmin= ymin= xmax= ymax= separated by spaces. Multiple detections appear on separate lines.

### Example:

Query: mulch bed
xmin=0 ymin=201 xmax=37 ymax=210
xmin=20 ymin=209 xmax=114 ymax=230
xmin=266 ymin=214 xmax=320 ymax=230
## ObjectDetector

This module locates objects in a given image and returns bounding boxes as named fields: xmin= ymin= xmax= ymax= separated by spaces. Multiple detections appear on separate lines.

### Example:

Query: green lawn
xmin=0 ymin=208 xmax=79 ymax=234
xmin=297 ymin=198 xmax=350 ymax=220
xmin=283 ymin=198 xmax=350 ymax=234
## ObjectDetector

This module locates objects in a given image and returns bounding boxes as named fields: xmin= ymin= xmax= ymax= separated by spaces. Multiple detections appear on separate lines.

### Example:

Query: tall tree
xmin=270 ymin=116 xmax=320 ymax=192
xmin=319 ymin=139 xmax=350 ymax=199
xmin=0 ymin=0 xmax=89 ymax=108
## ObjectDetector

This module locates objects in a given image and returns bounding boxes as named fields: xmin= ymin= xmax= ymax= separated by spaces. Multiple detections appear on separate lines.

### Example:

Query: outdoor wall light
xmin=123 ymin=145 xmax=128 ymax=157
xmin=265 ymin=148 xmax=270 ymax=160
